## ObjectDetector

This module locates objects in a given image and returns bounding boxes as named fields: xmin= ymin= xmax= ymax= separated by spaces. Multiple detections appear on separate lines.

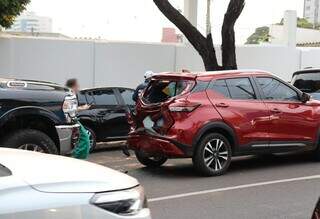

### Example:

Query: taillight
xmin=169 ymin=101 xmax=201 ymax=112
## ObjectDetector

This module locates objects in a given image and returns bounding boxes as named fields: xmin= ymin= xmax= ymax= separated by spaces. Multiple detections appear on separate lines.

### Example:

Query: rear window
xmin=293 ymin=72 xmax=320 ymax=93
xmin=143 ymin=80 xmax=192 ymax=104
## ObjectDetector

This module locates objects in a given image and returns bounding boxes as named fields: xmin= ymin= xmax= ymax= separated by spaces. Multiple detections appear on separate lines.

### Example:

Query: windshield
xmin=143 ymin=80 xmax=193 ymax=104
xmin=293 ymin=72 xmax=320 ymax=93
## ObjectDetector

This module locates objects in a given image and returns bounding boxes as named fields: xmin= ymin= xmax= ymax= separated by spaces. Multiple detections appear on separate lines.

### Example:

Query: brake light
xmin=169 ymin=101 xmax=201 ymax=112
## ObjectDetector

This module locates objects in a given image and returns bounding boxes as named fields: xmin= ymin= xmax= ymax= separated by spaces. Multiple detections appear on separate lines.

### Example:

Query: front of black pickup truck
xmin=0 ymin=79 xmax=80 ymax=155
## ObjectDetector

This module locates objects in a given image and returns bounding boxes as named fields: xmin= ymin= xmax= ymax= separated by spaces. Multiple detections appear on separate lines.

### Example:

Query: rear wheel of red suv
xmin=193 ymin=133 xmax=232 ymax=176
xmin=135 ymin=151 xmax=168 ymax=168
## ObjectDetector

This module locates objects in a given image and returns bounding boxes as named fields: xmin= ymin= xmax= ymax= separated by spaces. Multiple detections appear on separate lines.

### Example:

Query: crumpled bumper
xmin=128 ymin=129 xmax=192 ymax=158
xmin=55 ymin=124 xmax=80 ymax=155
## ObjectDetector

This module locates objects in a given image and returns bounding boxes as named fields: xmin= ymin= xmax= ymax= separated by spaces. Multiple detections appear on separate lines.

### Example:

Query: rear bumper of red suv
xmin=128 ymin=129 xmax=193 ymax=158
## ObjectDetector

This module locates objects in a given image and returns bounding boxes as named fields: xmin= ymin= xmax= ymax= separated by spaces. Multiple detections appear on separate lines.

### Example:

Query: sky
xmin=26 ymin=0 xmax=304 ymax=44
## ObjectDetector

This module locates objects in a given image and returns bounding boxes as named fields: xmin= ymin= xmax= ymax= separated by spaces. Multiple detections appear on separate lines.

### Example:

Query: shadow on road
xmin=136 ymin=152 xmax=315 ymax=178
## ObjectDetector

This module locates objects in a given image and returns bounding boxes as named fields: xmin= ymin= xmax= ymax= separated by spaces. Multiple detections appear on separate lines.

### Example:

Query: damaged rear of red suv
xmin=128 ymin=70 xmax=320 ymax=176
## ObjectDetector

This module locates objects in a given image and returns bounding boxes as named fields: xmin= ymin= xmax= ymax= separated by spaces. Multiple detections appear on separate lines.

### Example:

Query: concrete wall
xmin=1 ymin=35 xmax=320 ymax=89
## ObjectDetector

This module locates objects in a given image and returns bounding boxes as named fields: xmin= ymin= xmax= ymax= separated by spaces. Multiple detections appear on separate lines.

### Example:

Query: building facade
xmin=8 ymin=11 xmax=52 ymax=33
xmin=304 ymin=0 xmax=320 ymax=26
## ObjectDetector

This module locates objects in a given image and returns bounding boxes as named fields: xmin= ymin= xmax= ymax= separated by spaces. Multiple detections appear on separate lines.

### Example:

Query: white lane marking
xmin=149 ymin=175 xmax=320 ymax=202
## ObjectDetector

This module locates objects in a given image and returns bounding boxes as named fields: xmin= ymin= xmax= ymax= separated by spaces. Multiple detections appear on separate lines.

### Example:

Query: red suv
xmin=128 ymin=70 xmax=320 ymax=176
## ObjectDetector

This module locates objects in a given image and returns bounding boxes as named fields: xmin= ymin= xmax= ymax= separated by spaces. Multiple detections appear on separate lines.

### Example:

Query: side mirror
xmin=300 ymin=92 xmax=311 ymax=103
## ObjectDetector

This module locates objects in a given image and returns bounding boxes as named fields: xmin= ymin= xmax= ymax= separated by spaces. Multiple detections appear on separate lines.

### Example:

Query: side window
xmin=257 ymin=77 xmax=299 ymax=101
xmin=119 ymin=89 xmax=135 ymax=106
xmin=208 ymin=79 xmax=230 ymax=98
xmin=86 ymin=91 xmax=95 ymax=105
xmin=92 ymin=89 xmax=118 ymax=106
xmin=225 ymin=78 xmax=256 ymax=100
xmin=77 ymin=91 xmax=87 ymax=105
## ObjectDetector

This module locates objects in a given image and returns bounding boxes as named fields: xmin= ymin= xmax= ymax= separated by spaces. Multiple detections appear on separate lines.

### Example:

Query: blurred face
xmin=71 ymin=82 xmax=80 ymax=93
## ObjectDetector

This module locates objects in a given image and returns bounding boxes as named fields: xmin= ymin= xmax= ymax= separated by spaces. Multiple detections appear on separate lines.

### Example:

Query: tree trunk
xmin=221 ymin=0 xmax=245 ymax=70
xmin=153 ymin=0 xmax=245 ymax=72
xmin=153 ymin=0 xmax=220 ymax=71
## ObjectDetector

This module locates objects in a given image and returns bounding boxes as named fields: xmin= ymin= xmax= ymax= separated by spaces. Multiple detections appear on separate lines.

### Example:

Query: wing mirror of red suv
xmin=300 ymin=92 xmax=311 ymax=103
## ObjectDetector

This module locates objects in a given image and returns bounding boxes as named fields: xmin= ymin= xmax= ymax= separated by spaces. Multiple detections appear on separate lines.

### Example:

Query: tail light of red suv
xmin=168 ymin=100 xmax=201 ymax=112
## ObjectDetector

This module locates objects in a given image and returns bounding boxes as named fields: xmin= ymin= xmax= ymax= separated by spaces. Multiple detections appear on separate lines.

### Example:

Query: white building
xmin=8 ymin=11 xmax=52 ymax=33
xmin=304 ymin=0 xmax=320 ymax=25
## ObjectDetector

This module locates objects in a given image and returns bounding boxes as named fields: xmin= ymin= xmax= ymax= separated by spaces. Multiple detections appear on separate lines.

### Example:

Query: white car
xmin=0 ymin=148 xmax=151 ymax=219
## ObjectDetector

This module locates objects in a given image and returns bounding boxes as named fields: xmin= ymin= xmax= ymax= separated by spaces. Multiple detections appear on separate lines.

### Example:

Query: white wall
xmin=1 ymin=35 xmax=320 ymax=89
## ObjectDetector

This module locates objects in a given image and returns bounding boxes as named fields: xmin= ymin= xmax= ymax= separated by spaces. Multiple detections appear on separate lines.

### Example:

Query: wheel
xmin=84 ymin=127 xmax=97 ymax=153
xmin=314 ymin=146 xmax=320 ymax=161
xmin=135 ymin=151 xmax=167 ymax=168
xmin=1 ymin=129 xmax=58 ymax=154
xmin=193 ymin=133 xmax=232 ymax=176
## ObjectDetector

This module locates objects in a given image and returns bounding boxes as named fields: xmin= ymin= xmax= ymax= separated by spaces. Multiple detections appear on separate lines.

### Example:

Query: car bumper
xmin=128 ymin=129 xmax=192 ymax=158
xmin=55 ymin=124 xmax=80 ymax=155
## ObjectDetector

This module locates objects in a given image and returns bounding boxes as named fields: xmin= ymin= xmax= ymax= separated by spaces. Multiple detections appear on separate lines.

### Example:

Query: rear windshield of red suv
xmin=143 ymin=80 xmax=191 ymax=104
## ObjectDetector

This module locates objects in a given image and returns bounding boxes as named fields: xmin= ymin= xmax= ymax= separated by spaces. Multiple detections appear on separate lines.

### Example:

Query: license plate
xmin=143 ymin=116 xmax=154 ymax=129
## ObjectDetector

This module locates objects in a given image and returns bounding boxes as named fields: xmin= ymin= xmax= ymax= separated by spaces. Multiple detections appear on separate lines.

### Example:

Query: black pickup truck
xmin=0 ymin=78 xmax=79 ymax=154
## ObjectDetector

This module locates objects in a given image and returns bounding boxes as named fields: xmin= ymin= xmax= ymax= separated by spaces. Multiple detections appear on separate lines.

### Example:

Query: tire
xmin=0 ymin=129 xmax=58 ymax=154
xmin=135 ymin=151 xmax=167 ymax=168
xmin=84 ymin=127 xmax=97 ymax=153
xmin=193 ymin=133 xmax=232 ymax=176
xmin=314 ymin=147 xmax=320 ymax=161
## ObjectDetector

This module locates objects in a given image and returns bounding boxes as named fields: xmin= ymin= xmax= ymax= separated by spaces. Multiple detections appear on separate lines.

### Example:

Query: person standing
xmin=132 ymin=71 xmax=153 ymax=102
xmin=65 ymin=79 xmax=90 ymax=160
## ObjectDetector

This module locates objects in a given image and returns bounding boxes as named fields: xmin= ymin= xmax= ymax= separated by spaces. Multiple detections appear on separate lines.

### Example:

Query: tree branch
xmin=221 ymin=0 xmax=245 ymax=70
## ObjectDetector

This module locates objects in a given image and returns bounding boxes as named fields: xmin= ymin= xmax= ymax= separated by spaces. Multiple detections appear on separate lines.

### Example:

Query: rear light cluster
xmin=169 ymin=100 xmax=201 ymax=112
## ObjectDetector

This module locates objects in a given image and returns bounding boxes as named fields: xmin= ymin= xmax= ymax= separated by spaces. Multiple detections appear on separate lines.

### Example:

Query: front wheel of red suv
xmin=193 ymin=133 xmax=232 ymax=176
xmin=135 ymin=151 xmax=168 ymax=168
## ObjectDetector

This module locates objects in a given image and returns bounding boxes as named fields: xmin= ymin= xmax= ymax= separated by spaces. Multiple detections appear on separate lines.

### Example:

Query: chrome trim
xmin=251 ymin=144 xmax=269 ymax=148
xmin=55 ymin=124 xmax=80 ymax=154
xmin=269 ymin=143 xmax=307 ymax=147
xmin=252 ymin=143 xmax=307 ymax=148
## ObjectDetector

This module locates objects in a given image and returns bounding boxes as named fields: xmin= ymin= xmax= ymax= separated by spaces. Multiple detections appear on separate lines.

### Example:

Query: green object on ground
xmin=72 ymin=122 xmax=90 ymax=159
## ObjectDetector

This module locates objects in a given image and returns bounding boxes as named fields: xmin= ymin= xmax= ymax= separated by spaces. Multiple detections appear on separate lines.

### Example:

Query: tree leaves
xmin=0 ymin=0 xmax=30 ymax=28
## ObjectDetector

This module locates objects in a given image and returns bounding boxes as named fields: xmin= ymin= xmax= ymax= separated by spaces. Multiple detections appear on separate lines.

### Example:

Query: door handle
xmin=215 ymin=103 xmax=229 ymax=108
xmin=271 ymin=108 xmax=281 ymax=114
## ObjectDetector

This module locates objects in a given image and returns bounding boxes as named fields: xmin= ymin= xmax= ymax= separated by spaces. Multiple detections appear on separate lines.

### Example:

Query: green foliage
xmin=279 ymin=17 xmax=315 ymax=29
xmin=0 ymin=0 xmax=30 ymax=28
xmin=246 ymin=17 xmax=317 ymax=45
xmin=246 ymin=26 xmax=270 ymax=44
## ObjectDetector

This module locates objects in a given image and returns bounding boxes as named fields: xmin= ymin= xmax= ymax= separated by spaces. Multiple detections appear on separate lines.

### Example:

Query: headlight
xmin=90 ymin=186 xmax=148 ymax=216
xmin=63 ymin=95 xmax=78 ymax=119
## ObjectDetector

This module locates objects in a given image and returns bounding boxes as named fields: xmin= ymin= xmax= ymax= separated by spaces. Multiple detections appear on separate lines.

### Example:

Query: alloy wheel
xmin=203 ymin=138 xmax=229 ymax=171
xmin=18 ymin=144 xmax=45 ymax=153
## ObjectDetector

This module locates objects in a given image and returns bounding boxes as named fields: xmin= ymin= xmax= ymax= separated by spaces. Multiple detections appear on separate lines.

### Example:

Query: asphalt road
xmin=89 ymin=148 xmax=320 ymax=219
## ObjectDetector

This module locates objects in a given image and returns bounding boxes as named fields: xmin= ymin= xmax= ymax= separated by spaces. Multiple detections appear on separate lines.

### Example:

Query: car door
xmin=255 ymin=76 xmax=318 ymax=146
xmin=77 ymin=90 xmax=97 ymax=128
xmin=206 ymin=77 xmax=271 ymax=149
xmin=90 ymin=88 xmax=126 ymax=140
xmin=114 ymin=88 xmax=135 ymax=137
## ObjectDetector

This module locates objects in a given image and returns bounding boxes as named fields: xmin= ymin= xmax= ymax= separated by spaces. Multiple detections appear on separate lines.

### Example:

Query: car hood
xmin=0 ymin=149 xmax=139 ymax=193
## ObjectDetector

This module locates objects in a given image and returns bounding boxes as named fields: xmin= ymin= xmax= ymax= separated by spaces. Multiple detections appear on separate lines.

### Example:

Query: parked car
xmin=128 ymin=70 xmax=320 ymax=176
xmin=77 ymin=87 xmax=135 ymax=151
xmin=313 ymin=198 xmax=320 ymax=219
xmin=0 ymin=79 xmax=79 ymax=155
xmin=292 ymin=68 xmax=320 ymax=100
xmin=0 ymin=148 xmax=151 ymax=219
